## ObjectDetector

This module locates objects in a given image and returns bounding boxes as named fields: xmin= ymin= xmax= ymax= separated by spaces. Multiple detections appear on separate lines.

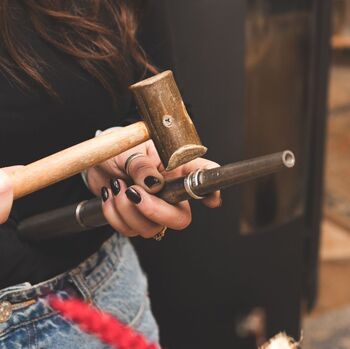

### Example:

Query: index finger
xmin=119 ymin=141 xmax=165 ymax=194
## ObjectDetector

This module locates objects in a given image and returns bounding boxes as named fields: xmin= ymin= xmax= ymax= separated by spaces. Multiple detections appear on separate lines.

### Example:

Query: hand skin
xmin=86 ymin=139 xmax=221 ymax=239
xmin=0 ymin=166 xmax=22 ymax=224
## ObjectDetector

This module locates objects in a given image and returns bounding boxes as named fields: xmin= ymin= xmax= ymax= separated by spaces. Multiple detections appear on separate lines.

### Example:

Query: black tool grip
xmin=18 ymin=151 xmax=295 ymax=241
xmin=18 ymin=179 xmax=189 ymax=241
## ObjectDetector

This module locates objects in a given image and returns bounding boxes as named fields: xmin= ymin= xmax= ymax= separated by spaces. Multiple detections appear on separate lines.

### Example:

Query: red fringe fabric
xmin=49 ymin=297 xmax=158 ymax=349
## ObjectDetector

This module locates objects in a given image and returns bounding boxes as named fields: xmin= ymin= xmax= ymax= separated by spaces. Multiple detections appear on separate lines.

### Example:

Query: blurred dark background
xmin=133 ymin=1 xmax=332 ymax=348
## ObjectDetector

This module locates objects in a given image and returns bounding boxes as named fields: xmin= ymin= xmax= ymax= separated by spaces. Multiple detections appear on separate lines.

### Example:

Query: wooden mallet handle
xmin=12 ymin=122 xmax=150 ymax=199
xmin=11 ymin=71 xmax=206 ymax=199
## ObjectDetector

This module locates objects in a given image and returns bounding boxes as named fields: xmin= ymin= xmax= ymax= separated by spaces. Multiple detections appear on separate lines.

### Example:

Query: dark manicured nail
xmin=125 ymin=187 xmax=141 ymax=204
xmin=101 ymin=187 xmax=109 ymax=202
xmin=110 ymin=178 xmax=120 ymax=196
xmin=144 ymin=176 xmax=161 ymax=188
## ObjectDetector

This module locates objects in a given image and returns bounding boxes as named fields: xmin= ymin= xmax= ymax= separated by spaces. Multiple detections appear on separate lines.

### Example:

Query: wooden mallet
xmin=11 ymin=71 xmax=207 ymax=199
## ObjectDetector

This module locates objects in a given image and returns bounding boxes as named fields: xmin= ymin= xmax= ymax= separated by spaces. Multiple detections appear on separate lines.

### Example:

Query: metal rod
xmin=18 ymin=151 xmax=295 ymax=241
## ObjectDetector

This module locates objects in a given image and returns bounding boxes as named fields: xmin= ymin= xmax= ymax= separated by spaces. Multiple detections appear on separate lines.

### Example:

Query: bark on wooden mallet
xmin=11 ymin=71 xmax=207 ymax=199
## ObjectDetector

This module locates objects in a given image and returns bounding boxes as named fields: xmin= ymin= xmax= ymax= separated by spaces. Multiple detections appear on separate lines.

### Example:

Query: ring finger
xmin=109 ymin=178 xmax=163 ymax=238
xmin=101 ymin=187 xmax=137 ymax=237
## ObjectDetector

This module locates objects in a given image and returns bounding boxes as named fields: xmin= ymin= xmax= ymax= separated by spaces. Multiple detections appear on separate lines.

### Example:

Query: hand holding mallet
xmin=10 ymin=71 xmax=207 ymax=199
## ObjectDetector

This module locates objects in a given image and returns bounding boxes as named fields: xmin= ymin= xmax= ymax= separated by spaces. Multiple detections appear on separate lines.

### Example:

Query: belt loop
xmin=68 ymin=269 xmax=92 ymax=303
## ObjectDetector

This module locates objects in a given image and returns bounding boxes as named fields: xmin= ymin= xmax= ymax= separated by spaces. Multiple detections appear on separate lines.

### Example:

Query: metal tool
xmin=18 ymin=151 xmax=295 ymax=241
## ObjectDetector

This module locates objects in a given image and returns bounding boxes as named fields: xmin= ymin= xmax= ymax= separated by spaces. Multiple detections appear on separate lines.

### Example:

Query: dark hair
xmin=0 ymin=0 xmax=157 ymax=98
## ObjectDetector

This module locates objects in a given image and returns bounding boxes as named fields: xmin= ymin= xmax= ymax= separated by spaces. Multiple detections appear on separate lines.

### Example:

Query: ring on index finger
xmin=124 ymin=152 xmax=145 ymax=176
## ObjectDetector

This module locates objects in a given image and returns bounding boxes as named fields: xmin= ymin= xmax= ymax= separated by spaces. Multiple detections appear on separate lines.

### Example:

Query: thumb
xmin=0 ymin=168 xmax=16 ymax=223
xmin=1 ymin=165 xmax=23 ymax=175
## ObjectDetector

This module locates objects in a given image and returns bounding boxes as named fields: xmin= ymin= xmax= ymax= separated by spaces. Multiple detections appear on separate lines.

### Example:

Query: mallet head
xmin=130 ymin=71 xmax=207 ymax=171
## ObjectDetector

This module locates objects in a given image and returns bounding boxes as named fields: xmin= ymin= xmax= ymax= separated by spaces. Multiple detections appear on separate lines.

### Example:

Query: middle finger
xmin=110 ymin=179 xmax=163 ymax=238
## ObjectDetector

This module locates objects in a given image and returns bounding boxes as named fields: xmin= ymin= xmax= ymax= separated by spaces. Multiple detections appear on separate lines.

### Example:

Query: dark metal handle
xmin=18 ymin=151 xmax=295 ymax=241
xmin=18 ymin=179 xmax=189 ymax=241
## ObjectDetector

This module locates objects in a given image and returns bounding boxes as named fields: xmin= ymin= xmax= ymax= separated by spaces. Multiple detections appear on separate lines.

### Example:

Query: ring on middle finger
xmin=124 ymin=152 xmax=145 ymax=176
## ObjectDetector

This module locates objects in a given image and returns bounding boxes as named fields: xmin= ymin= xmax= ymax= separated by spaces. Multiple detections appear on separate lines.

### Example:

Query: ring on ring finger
xmin=153 ymin=226 xmax=167 ymax=241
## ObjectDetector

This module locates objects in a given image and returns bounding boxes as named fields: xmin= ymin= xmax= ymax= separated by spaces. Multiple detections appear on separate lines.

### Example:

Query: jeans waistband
xmin=0 ymin=233 xmax=123 ymax=304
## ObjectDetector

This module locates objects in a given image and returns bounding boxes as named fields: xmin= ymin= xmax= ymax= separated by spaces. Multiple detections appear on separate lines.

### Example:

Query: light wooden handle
xmin=12 ymin=122 xmax=150 ymax=199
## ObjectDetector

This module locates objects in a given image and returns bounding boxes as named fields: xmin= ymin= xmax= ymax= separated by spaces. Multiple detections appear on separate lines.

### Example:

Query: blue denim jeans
xmin=0 ymin=233 xmax=159 ymax=348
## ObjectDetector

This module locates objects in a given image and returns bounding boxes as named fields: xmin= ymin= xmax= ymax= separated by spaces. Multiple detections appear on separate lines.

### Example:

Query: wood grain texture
xmin=12 ymin=122 xmax=150 ymax=199
xmin=130 ymin=71 xmax=207 ymax=171
xmin=12 ymin=71 xmax=205 ymax=199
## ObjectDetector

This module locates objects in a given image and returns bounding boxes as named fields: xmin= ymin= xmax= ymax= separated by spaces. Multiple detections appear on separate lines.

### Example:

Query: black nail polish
xmin=101 ymin=187 xmax=109 ymax=202
xmin=126 ymin=187 xmax=141 ymax=204
xmin=110 ymin=178 xmax=120 ymax=196
xmin=144 ymin=176 xmax=161 ymax=188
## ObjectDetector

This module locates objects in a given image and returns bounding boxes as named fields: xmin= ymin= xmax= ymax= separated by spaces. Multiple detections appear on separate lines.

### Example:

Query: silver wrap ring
xmin=124 ymin=152 xmax=145 ymax=176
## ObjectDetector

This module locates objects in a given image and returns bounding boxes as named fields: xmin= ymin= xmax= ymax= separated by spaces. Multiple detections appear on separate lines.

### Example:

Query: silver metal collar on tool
xmin=76 ymin=200 xmax=88 ymax=228
xmin=184 ymin=169 xmax=205 ymax=200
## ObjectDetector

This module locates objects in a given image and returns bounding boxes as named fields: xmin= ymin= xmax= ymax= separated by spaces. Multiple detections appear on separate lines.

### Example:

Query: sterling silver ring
xmin=124 ymin=152 xmax=145 ymax=176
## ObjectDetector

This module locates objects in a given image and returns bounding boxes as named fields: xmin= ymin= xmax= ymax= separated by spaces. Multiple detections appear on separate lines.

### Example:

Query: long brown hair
xmin=0 ymin=0 xmax=157 ymax=99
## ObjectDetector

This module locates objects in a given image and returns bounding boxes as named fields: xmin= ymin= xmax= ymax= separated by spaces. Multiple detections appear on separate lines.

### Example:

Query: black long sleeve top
xmin=0 ymin=1 xmax=173 ymax=289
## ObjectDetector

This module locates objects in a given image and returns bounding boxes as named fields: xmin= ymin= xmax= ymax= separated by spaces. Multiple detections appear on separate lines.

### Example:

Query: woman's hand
xmin=85 ymin=139 xmax=221 ymax=238
xmin=0 ymin=166 xmax=21 ymax=224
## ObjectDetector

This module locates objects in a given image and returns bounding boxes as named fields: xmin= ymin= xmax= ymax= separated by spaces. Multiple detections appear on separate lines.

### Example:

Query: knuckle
xmin=130 ymin=159 xmax=153 ymax=176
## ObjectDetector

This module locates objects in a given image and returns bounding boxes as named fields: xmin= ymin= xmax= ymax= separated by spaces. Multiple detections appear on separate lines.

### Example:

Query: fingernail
xmin=110 ymin=178 xmax=120 ymax=196
xmin=125 ymin=187 xmax=141 ymax=204
xmin=144 ymin=176 xmax=161 ymax=188
xmin=101 ymin=187 xmax=109 ymax=202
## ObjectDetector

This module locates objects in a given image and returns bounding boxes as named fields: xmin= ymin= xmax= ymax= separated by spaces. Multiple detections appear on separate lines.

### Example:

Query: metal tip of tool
xmin=282 ymin=151 xmax=295 ymax=168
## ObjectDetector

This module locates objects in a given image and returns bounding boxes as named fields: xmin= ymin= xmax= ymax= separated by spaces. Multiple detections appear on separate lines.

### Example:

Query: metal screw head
xmin=0 ymin=301 xmax=12 ymax=323
xmin=162 ymin=115 xmax=174 ymax=127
